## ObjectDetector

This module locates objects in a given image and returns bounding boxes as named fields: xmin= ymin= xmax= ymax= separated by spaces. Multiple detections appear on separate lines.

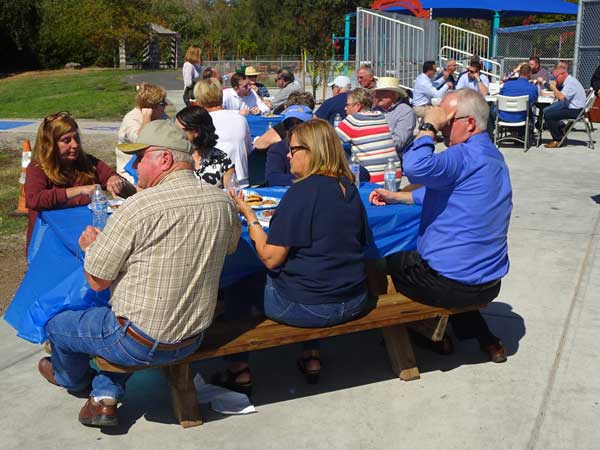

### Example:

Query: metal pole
xmin=490 ymin=11 xmax=501 ymax=57
xmin=572 ymin=0 xmax=584 ymax=79
xmin=344 ymin=13 xmax=351 ymax=74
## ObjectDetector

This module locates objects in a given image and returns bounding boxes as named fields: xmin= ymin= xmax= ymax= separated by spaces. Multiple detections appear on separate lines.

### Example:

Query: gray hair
xmin=358 ymin=64 xmax=374 ymax=75
xmin=152 ymin=147 xmax=193 ymax=164
xmin=349 ymin=88 xmax=373 ymax=111
xmin=451 ymin=89 xmax=489 ymax=131
xmin=170 ymin=150 xmax=193 ymax=164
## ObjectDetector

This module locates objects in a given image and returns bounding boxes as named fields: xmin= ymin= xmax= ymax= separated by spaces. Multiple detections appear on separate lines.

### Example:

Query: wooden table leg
xmin=408 ymin=316 xmax=448 ymax=342
xmin=382 ymin=324 xmax=420 ymax=381
xmin=162 ymin=363 xmax=203 ymax=428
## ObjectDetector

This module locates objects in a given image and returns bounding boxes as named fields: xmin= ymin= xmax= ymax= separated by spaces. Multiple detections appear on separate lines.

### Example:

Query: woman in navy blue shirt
xmin=228 ymin=119 xmax=371 ymax=387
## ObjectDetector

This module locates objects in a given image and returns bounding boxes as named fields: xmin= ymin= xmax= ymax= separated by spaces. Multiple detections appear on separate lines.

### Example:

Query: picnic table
xmin=5 ymin=183 xmax=422 ymax=344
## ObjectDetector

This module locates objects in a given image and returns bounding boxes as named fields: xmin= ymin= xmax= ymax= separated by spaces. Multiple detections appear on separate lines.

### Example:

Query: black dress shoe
xmin=79 ymin=397 xmax=118 ymax=427
xmin=480 ymin=341 xmax=508 ymax=363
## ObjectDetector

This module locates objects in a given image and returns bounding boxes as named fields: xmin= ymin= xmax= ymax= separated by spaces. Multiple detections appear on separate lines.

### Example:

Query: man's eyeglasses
xmin=43 ymin=111 xmax=71 ymax=125
xmin=468 ymin=70 xmax=478 ymax=74
xmin=447 ymin=115 xmax=470 ymax=126
xmin=135 ymin=148 xmax=163 ymax=164
xmin=345 ymin=102 xmax=357 ymax=107
xmin=289 ymin=145 xmax=309 ymax=156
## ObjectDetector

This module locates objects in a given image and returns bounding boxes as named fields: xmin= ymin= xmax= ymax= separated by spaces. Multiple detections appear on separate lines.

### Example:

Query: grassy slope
xmin=0 ymin=148 xmax=26 ymax=235
xmin=0 ymin=69 xmax=137 ymax=120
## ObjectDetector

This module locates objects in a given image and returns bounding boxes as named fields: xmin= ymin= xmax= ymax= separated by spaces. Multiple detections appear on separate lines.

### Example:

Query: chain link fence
xmin=495 ymin=21 xmax=576 ymax=75
xmin=574 ymin=0 xmax=600 ymax=88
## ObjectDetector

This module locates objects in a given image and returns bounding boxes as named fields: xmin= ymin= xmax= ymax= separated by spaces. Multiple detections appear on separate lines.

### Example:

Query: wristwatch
xmin=419 ymin=122 xmax=437 ymax=134
xmin=248 ymin=221 xmax=262 ymax=228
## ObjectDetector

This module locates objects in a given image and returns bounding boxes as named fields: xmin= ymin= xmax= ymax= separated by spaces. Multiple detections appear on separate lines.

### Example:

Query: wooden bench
xmin=94 ymin=274 xmax=480 ymax=428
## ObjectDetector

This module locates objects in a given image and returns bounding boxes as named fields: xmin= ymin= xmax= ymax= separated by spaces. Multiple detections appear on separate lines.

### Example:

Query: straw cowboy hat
xmin=372 ymin=77 xmax=407 ymax=97
xmin=245 ymin=66 xmax=262 ymax=76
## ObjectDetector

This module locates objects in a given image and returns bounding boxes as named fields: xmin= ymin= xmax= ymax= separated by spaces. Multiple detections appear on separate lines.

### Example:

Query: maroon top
xmin=24 ymin=155 xmax=117 ymax=252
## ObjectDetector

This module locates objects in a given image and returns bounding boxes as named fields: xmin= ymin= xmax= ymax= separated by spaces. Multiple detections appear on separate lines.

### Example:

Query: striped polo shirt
xmin=336 ymin=111 xmax=401 ymax=184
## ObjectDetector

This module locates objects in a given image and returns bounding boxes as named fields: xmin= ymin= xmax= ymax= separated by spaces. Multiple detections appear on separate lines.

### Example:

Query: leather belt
xmin=117 ymin=317 xmax=199 ymax=351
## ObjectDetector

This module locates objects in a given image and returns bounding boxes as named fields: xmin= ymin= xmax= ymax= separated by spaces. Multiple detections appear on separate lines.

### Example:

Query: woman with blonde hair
xmin=216 ymin=119 xmax=371 ymax=393
xmin=115 ymin=83 xmax=169 ymax=183
xmin=182 ymin=45 xmax=203 ymax=106
xmin=25 ymin=112 xmax=134 ymax=251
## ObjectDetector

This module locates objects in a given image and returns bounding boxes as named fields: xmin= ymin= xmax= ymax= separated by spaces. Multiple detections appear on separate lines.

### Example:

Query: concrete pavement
xmin=1 ymin=126 xmax=599 ymax=449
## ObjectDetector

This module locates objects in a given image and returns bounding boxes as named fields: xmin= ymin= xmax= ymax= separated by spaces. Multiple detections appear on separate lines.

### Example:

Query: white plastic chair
xmin=494 ymin=95 xmax=531 ymax=151
xmin=557 ymin=88 xmax=596 ymax=149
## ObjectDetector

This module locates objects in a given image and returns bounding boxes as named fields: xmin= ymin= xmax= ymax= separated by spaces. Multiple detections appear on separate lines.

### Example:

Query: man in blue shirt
xmin=315 ymin=75 xmax=352 ymax=125
xmin=498 ymin=64 xmax=538 ymax=123
xmin=412 ymin=61 xmax=452 ymax=118
xmin=369 ymin=88 xmax=513 ymax=363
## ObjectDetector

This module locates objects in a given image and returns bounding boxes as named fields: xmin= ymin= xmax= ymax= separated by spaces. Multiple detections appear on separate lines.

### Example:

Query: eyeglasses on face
xmin=289 ymin=145 xmax=309 ymax=156
xmin=468 ymin=70 xmax=478 ymax=74
xmin=447 ymin=115 xmax=470 ymax=127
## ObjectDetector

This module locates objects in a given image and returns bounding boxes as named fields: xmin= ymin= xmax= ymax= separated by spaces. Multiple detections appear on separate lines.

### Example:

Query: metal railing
xmin=356 ymin=7 xmax=425 ymax=89
xmin=439 ymin=23 xmax=489 ymax=59
xmin=439 ymin=46 xmax=501 ymax=81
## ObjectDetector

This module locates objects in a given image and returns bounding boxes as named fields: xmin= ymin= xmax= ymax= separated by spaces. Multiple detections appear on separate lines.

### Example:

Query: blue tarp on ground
xmin=381 ymin=0 xmax=578 ymax=18
xmin=0 ymin=121 xmax=35 ymax=130
xmin=4 ymin=184 xmax=422 ymax=343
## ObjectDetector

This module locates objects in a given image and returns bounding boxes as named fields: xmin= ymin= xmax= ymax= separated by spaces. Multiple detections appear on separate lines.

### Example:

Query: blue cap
xmin=282 ymin=105 xmax=313 ymax=123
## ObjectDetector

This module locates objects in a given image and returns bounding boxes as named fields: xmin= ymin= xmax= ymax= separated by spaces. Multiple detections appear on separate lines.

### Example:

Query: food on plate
xmin=261 ymin=199 xmax=277 ymax=206
xmin=245 ymin=193 xmax=264 ymax=206
xmin=261 ymin=209 xmax=276 ymax=217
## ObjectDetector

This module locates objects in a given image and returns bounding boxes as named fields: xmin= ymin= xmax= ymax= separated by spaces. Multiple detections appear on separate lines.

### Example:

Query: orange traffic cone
xmin=10 ymin=140 xmax=31 ymax=217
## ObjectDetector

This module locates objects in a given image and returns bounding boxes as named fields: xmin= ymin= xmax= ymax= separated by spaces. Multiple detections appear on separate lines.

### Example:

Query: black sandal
xmin=297 ymin=355 xmax=321 ymax=385
xmin=211 ymin=367 xmax=253 ymax=397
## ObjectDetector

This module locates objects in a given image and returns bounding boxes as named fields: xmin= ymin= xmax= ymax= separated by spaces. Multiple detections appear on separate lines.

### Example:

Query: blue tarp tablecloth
xmin=5 ymin=184 xmax=421 ymax=343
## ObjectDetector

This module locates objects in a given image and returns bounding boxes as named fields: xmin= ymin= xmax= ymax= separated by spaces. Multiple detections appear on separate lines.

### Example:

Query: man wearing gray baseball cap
xmin=38 ymin=120 xmax=241 ymax=427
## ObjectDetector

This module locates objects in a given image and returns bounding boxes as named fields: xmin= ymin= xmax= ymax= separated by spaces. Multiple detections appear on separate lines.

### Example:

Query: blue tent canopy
xmin=380 ymin=0 xmax=578 ymax=18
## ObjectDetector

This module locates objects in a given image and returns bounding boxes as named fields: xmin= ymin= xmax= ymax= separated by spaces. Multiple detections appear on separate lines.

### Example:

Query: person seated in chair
xmin=498 ymin=64 xmax=539 ymax=123
xmin=543 ymin=68 xmax=587 ymax=148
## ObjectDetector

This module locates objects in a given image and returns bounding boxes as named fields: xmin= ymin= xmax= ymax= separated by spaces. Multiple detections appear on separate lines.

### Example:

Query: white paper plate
xmin=243 ymin=191 xmax=280 ymax=210
xmin=88 ymin=199 xmax=124 ymax=213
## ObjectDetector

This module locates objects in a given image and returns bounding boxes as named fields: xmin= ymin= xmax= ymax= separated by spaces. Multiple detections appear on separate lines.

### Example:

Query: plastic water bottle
xmin=90 ymin=184 xmax=108 ymax=230
xmin=384 ymin=158 xmax=398 ymax=192
xmin=333 ymin=113 xmax=342 ymax=128
xmin=349 ymin=150 xmax=361 ymax=188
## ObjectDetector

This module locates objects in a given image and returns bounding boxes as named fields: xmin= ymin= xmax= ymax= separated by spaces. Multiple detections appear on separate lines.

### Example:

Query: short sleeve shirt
xmin=193 ymin=147 xmax=234 ymax=188
xmin=267 ymin=174 xmax=369 ymax=305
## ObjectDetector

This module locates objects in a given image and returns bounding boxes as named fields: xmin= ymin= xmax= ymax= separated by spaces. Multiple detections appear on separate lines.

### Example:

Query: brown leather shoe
xmin=545 ymin=140 xmax=562 ymax=148
xmin=481 ymin=341 xmax=508 ymax=363
xmin=38 ymin=357 xmax=58 ymax=386
xmin=78 ymin=397 xmax=118 ymax=427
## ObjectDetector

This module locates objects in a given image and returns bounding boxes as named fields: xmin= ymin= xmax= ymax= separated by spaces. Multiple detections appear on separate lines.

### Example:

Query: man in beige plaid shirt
xmin=37 ymin=120 xmax=241 ymax=428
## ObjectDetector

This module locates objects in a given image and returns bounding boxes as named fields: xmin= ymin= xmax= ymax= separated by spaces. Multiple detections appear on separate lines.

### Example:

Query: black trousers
xmin=386 ymin=251 xmax=501 ymax=345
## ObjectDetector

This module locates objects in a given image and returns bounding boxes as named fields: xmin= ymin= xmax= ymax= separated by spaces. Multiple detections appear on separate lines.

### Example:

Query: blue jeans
xmin=45 ymin=307 xmax=204 ymax=400
xmin=223 ymin=274 xmax=372 ymax=362
xmin=264 ymin=276 xmax=371 ymax=328
xmin=543 ymin=100 xmax=582 ymax=141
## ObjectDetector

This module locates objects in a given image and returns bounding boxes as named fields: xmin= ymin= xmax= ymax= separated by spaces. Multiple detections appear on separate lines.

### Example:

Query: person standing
xmin=370 ymin=89 xmax=512 ymax=363
xmin=38 ymin=120 xmax=241 ymax=427
xmin=182 ymin=45 xmax=203 ymax=106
